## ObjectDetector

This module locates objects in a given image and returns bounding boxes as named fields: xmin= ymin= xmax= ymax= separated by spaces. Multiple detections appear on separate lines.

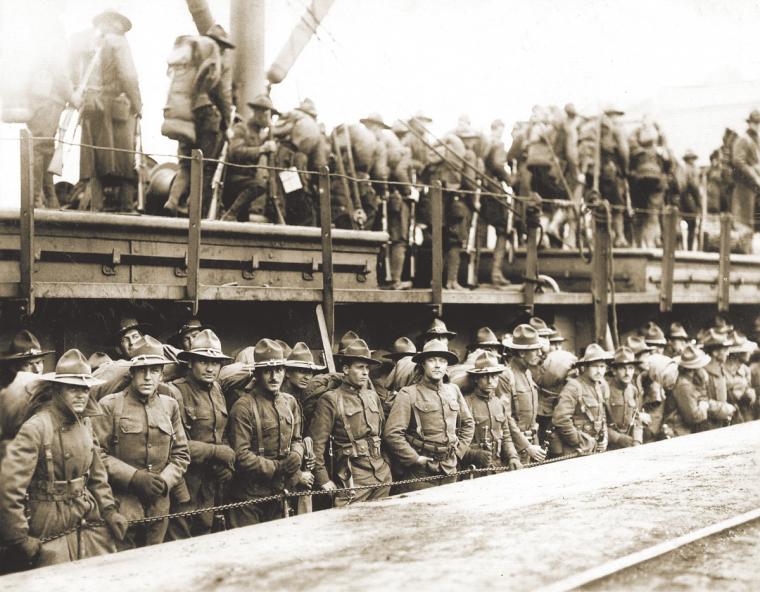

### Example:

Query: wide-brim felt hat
xmin=668 ymin=322 xmax=690 ymax=340
xmin=285 ymin=342 xmax=326 ymax=371
xmin=176 ymin=318 xmax=212 ymax=338
xmin=467 ymin=351 xmax=506 ymax=375
xmin=114 ymin=317 xmax=151 ymax=340
xmin=547 ymin=328 xmax=566 ymax=343
xmin=178 ymin=329 xmax=231 ymax=362
xmin=424 ymin=319 xmax=456 ymax=339
xmin=384 ymin=336 xmax=417 ymax=361
xmin=623 ymin=335 xmax=655 ymax=355
xmin=642 ymin=322 xmax=667 ymax=345
xmin=360 ymin=113 xmax=390 ymax=129
xmin=3 ymin=330 xmax=55 ymax=361
xmin=728 ymin=333 xmax=757 ymax=355
xmin=93 ymin=9 xmax=132 ymax=33
xmin=747 ymin=109 xmax=760 ymax=124
xmin=701 ymin=328 xmax=733 ymax=350
xmin=40 ymin=349 xmax=104 ymax=387
xmin=503 ymin=324 xmax=543 ymax=350
xmin=296 ymin=98 xmax=318 ymax=118
xmin=411 ymin=339 xmax=459 ymax=365
xmin=130 ymin=335 xmax=172 ymax=367
xmin=252 ymin=338 xmax=287 ymax=368
xmin=528 ymin=317 xmax=554 ymax=338
xmin=410 ymin=110 xmax=433 ymax=123
xmin=205 ymin=24 xmax=236 ymax=49
xmin=610 ymin=346 xmax=639 ymax=366
xmin=683 ymin=149 xmax=698 ymax=161
xmin=575 ymin=343 xmax=614 ymax=365
xmin=335 ymin=339 xmax=382 ymax=366
xmin=471 ymin=327 xmax=502 ymax=349
xmin=677 ymin=344 xmax=711 ymax=370
xmin=247 ymin=93 xmax=280 ymax=116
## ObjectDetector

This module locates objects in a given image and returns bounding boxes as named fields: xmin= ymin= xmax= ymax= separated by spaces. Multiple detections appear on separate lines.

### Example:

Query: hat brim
xmin=411 ymin=350 xmax=459 ymax=365
xmin=207 ymin=34 xmax=236 ymax=49
xmin=178 ymin=349 xmax=232 ymax=362
xmin=253 ymin=360 xmax=287 ymax=369
xmin=610 ymin=359 xmax=641 ymax=367
xmin=472 ymin=341 xmax=503 ymax=349
xmin=668 ymin=333 xmax=689 ymax=340
xmin=40 ymin=373 xmax=105 ymax=387
xmin=411 ymin=116 xmax=433 ymax=123
xmin=93 ymin=11 xmax=132 ymax=33
xmin=285 ymin=361 xmax=326 ymax=371
xmin=334 ymin=354 xmax=382 ymax=367
xmin=575 ymin=355 xmax=614 ymax=365
xmin=467 ymin=364 xmax=506 ymax=375
xmin=678 ymin=356 xmax=711 ymax=370
xmin=383 ymin=351 xmax=416 ymax=361
xmin=360 ymin=118 xmax=390 ymax=130
xmin=503 ymin=338 xmax=543 ymax=351
xmin=425 ymin=331 xmax=457 ymax=339
xmin=3 ymin=349 xmax=56 ymax=361
xmin=247 ymin=103 xmax=281 ymax=116
xmin=644 ymin=339 xmax=667 ymax=346
xmin=702 ymin=342 xmax=731 ymax=351
xmin=131 ymin=357 xmax=171 ymax=368
xmin=549 ymin=336 xmax=567 ymax=343
xmin=296 ymin=107 xmax=317 ymax=118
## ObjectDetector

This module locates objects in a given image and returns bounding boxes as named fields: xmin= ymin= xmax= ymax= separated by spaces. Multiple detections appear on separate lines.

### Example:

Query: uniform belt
xmin=405 ymin=433 xmax=456 ymax=459
xmin=336 ymin=436 xmax=382 ymax=459
xmin=27 ymin=476 xmax=88 ymax=501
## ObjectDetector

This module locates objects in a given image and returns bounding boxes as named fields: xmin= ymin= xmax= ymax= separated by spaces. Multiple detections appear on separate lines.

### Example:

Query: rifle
xmin=48 ymin=45 xmax=103 ymax=176
xmin=342 ymin=126 xmax=366 ymax=229
xmin=208 ymin=105 xmax=236 ymax=220
xmin=466 ymin=178 xmax=481 ymax=287
xmin=381 ymin=182 xmax=391 ymax=282
xmin=266 ymin=124 xmax=286 ymax=225
xmin=296 ymin=436 xmax=315 ymax=514
xmin=331 ymin=132 xmax=358 ymax=229
xmin=408 ymin=169 xmax=419 ymax=278
xmin=135 ymin=120 xmax=145 ymax=212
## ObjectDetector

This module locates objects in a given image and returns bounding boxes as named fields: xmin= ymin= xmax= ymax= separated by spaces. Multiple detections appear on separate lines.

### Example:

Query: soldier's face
xmin=476 ymin=373 xmax=499 ymax=394
xmin=287 ymin=369 xmax=314 ymax=390
xmin=259 ymin=366 xmax=285 ymax=394
xmin=650 ymin=345 xmax=665 ymax=355
xmin=344 ymin=362 xmax=370 ymax=388
xmin=18 ymin=358 xmax=44 ymax=374
xmin=131 ymin=365 xmax=163 ymax=396
xmin=422 ymin=356 xmax=448 ymax=381
xmin=585 ymin=362 xmax=607 ymax=382
xmin=182 ymin=329 xmax=201 ymax=351
xmin=668 ymin=338 xmax=686 ymax=354
xmin=636 ymin=352 xmax=651 ymax=370
xmin=710 ymin=346 xmax=729 ymax=364
xmin=613 ymin=364 xmax=635 ymax=385
xmin=59 ymin=385 xmax=90 ymax=415
xmin=549 ymin=342 xmax=563 ymax=352
xmin=191 ymin=358 xmax=222 ymax=385
xmin=252 ymin=108 xmax=270 ymax=127
xmin=120 ymin=330 xmax=142 ymax=357
xmin=520 ymin=349 xmax=541 ymax=367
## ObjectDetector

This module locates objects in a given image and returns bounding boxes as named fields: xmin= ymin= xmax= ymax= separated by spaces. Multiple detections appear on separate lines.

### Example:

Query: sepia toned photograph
xmin=0 ymin=0 xmax=759 ymax=589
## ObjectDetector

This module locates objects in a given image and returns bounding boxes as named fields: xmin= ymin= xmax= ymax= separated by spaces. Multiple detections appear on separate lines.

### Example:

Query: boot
xmin=490 ymin=235 xmax=511 ymax=287
xmin=445 ymin=247 xmax=465 ymax=290
xmin=221 ymin=191 xmax=252 ymax=222
xmin=546 ymin=208 xmax=567 ymax=247
xmin=612 ymin=211 xmax=628 ymax=248
xmin=388 ymin=243 xmax=412 ymax=290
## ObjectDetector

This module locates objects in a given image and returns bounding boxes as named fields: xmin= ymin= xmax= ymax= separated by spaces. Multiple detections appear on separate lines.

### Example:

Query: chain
xmin=35 ymin=448 xmax=592 ymax=544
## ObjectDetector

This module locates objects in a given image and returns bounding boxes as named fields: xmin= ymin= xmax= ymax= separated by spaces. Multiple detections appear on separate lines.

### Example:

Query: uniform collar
xmin=340 ymin=379 xmax=365 ymax=394
xmin=127 ymin=384 xmax=158 ymax=404
xmin=704 ymin=359 xmax=723 ymax=376
xmin=420 ymin=377 xmax=444 ymax=391
xmin=254 ymin=383 xmax=280 ymax=400
xmin=473 ymin=387 xmax=493 ymax=400
xmin=187 ymin=372 xmax=213 ymax=392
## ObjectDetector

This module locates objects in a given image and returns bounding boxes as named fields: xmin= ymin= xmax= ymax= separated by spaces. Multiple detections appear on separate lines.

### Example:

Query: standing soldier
xmin=642 ymin=321 xmax=667 ymax=355
xmin=227 ymin=339 xmax=306 ymax=527
xmin=309 ymin=339 xmax=391 ymax=506
xmin=72 ymin=10 xmax=141 ymax=211
xmin=379 ymin=337 xmax=418 ymax=415
xmin=664 ymin=344 xmax=711 ymax=436
xmin=502 ymin=325 xmax=547 ymax=465
xmin=403 ymin=111 xmax=434 ymax=177
xmin=680 ymin=149 xmax=702 ymax=248
xmin=593 ymin=106 xmax=629 ymax=247
xmin=383 ymin=340 xmax=474 ymax=493
xmin=167 ymin=330 xmax=234 ymax=540
xmin=282 ymin=342 xmax=326 ymax=430
xmin=93 ymin=337 xmax=190 ymax=549
xmin=730 ymin=110 xmax=760 ymax=230
xmin=536 ymin=349 xmax=577 ymax=449
xmin=0 ymin=350 xmax=128 ymax=570
xmin=701 ymin=329 xmax=737 ymax=428
xmin=605 ymin=346 xmax=643 ymax=449
xmin=724 ymin=334 xmax=757 ymax=423
xmin=222 ymin=94 xmax=279 ymax=222
xmin=551 ymin=343 xmax=612 ymax=456
xmin=463 ymin=351 xmax=522 ymax=471
xmin=164 ymin=25 xmax=234 ymax=217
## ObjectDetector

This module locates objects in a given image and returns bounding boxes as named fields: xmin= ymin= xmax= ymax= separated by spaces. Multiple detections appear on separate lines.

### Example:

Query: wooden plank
xmin=18 ymin=128 xmax=35 ymax=315
xmin=430 ymin=181 xmax=443 ymax=315
xmin=593 ymin=202 xmax=611 ymax=344
xmin=659 ymin=205 xmax=678 ymax=312
xmin=186 ymin=149 xmax=203 ymax=315
xmin=318 ymin=166 xmax=334 ymax=343
xmin=524 ymin=225 xmax=538 ymax=313
xmin=718 ymin=212 xmax=731 ymax=312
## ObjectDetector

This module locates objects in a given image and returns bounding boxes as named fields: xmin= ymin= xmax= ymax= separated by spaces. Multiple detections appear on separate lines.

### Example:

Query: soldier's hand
xmin=211 ymin=464 xmax=235 ymax=484
xmin=280 ymin=451 xmax=302 ymax=475
xmin=103 ymin=509 xmax=129 ymax=542
xmin=638 ymin=411 xmax=652 ymax=426
xmin=304 ymin=455 xmax=316 ymax=471
xmin=130 ymin=469 xmax=167 ymax=500
xmin=471 ymin=449 xmax=493 ymax=468
xmin=526 ymin=444 xmax=547 ymax=462
xmin=415 ymin=455 xmax=434 ymax=467
xmin=261 ymin=140 xmax=277 ymax=154
xmin=14 ymin=536 xmax=41 ymax=563
xmin=297 ymin=471 xmax=315 ymax=488
xmin=212 ymin=444 xmax=236 ymax=468
xmin=321 ymin=480 xmax=338 ymax=492
xmin=507 ymin=458 xmax=523 ymax=471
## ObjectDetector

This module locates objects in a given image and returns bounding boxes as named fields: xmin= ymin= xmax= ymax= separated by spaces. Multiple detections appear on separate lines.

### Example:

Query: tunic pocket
xmin=119 ymin=418 xmax=142 ymax=434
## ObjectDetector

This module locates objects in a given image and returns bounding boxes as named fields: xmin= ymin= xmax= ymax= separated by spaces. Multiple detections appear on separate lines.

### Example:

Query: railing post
xmin=19 ymin=128 xmax=35 ymax=315
xmin=659 ymin=205 xmax=678 ymax=313
xmin=186 ymin=149 xmax=202 ymax=315
xmin=430 ymin=181 xmax=443 ymax=317
xmin=718 ymin=212 xmax=731 ymax=312
xmin=592 ymin=201 xmax=610 ymax=345
xmin=523 ymin=197 xmax=541 ymax=315
xmin=318 ymin=166 xmax=335 ymax=348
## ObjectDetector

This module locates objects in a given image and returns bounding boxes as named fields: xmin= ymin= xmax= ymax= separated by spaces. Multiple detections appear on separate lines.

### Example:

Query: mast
xmin=231 ymin=0 xmax=267 ymax=118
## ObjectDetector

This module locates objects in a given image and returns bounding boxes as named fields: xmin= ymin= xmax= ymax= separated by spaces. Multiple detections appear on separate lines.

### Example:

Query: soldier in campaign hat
xmin=0 ymin=349 xmax=131 ymax=569
xmin=730 ymin=109 xmax=760 ymax=228
xmin=700 ymin=328 xmax=736 ymax=429
xmin=463 ymin=351 xmax=522 ymax=471
xmin=93 ymin=337 xmax=189 ymax=550
xmin=642 ymin=322 xmax=667 ymax=354
xmin=309 ymin=339 xmax=391 ymax=506
xmin=172 ymin=318 xmax=210 ymax=351
xmin=282 ymin=342 xmax=326 ymax=426
xmin=227 ymin=339 xmax=307 ymax=527
xmin=469 ymin=327 xmax=504 ymax=356
xmin=502 ymin=325 xmax=547 ymax=464
xmin=551 ymin=343 xmax=612 ymax=456
xmin=664 ymin=344 xmax=712 ymax=436
xmin=2 ymin=330 xmax=54 ymax=375
xmin=724 ymin=333 xmax=757 ymax=423
xmin=665 ymin=322 xmax=690 ymax=357
xmin=114 ymin=317 xmax=149 ymax=360
xmin=605 ymin=346 xmax=644 ymax=449
xmin=384 ymin=339 xmax=474 ymax=493
xmin=422 ymin=318 xmax=457 ymax=346
xmin=166 ymin=330 xmax=234 ymax=540
xmin=381 ymin=337 xmax=419 ymax=409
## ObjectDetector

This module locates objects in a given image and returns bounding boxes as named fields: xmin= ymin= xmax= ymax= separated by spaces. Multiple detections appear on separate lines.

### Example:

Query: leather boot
xmin=445 ymin=247 xmax=464 ymax=290
xmin=388 ymin=243 xmax=412 ymax=290
xmin=221 ymin=191 xmax=252 ymax=222
xmin=490 ymin=235 xmax=511 ymax=287
xmin=612 ymin=211 xmax=628 ymax=248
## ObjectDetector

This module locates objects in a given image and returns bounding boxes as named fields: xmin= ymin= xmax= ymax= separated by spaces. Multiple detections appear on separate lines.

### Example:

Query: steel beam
xmin=186 ymin=149 xmax=202 ymax=315
xmin=19 ymin=128 xmax=35 ymax=315
xmin=430 ymin=181 xmax=443 ymax=316
xmin=318 ymin=166 xmax=334 ymax=345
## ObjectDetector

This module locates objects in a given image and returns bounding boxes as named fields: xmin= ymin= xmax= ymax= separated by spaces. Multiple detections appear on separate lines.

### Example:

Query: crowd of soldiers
xmin=0 ymin=311 xmax=757 ymax=572
xmin=17 ymin=9 xmax=760 ymax=294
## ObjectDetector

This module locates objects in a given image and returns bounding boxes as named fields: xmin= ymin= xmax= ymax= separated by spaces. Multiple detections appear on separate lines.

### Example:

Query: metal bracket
xmin=355 ymin=260 xmax=370 ymax=283
xmin=243 ymin=254 xmax=260 ymax=280
xmin=302 ymin=258 xmax=318 ymax=282
xmin=102 ymin=248 xmax=121 ymax=276
xmin=174 ymin=253 xmax=188 ymax=278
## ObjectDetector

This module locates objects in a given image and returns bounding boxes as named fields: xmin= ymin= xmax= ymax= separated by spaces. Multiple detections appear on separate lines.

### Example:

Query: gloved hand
xmin=470 ymin=449 xmax=493 ymax=468
xmin=297 ymin=471 xmax=315 ymax=489
xmin=507 ymin=457 xmax=523 ymax=471
xmin=526 ymin=444 xmax=547 ymax=462
xmin=279 ymin=451 xmax=302 ymax=475
xmin=130 ymin=469 xmax=167 ymax=501
xmin=212 ymin=444 xmax=236 ymax=468
xmin=211 ymin=463 xmax=234 ymax=484
xmin=103 ymin=508 xmax=129 ymax=542
xmin=14 ymin=536 xmax=41 ymax=564
xmin=617 ymin=434 xmax=636 ymax=448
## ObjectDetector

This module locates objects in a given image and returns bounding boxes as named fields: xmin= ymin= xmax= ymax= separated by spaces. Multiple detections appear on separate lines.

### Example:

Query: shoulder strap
xmin=111 ymin=392 xmax=125 ymax=458
xmin=38 ymin=412 xmax=56 ymax=485
xmin=248 ymin=395 xmax=265 ymax=455
xmin=410 ymin=385 xmax=425 ymax=438
xmin=336 ymin=391 xmax=357 ymax=450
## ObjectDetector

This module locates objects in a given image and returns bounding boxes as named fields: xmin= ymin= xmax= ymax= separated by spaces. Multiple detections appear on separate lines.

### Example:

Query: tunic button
xmin=64 ymin=452 xmax=72 ymax=459
xmin=147 ymin=443 xmax=152 ymax=449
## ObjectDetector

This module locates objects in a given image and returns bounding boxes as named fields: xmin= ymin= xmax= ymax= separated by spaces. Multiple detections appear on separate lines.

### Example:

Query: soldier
xmin=664 ymin=344 xmax=711 ymax=436
xmin=383 ymin=339 xmax=474 ymax=493
xmin=308 ymin=339 xmax=391 ymax=506
xmin=642 ymin=321 xmax=667 ymax=355
xmin=605 ymin=346 xmax=643 ymax=449
xmin=164 ymin=25 xmax=234 ymax=217
xmin=595 ymin=106 xmax=629 ymax=247
xmin=623 ymin=335 xmax=659 ymax=440
xmin=227 ymin=339 xmax=306 ymax=527
xmin=93 ymin=337 xmax=190 ymax=549
xmin=730 ymin=110 xmax=760 ymax=230
xmin=172 ymin=318 xmax=209 ymax=351
xmin=502 ymin=325 xmax=548 ymax=464
xmin=0 ymin=350 xmax=128 ymax=571
xmin=3 ymin=330 xmax=54 ymax=375
xmin=222 ymin=94 xmax=279 ymax=222
xmin=700 ymin=329 xmax=736 ymax=429
xmin=665 ymin=322 xmax=690 ymax=358
xmin=551 ymin=343 xmax=612 ymax=456
xmin=71 ymin=10 xmax=141 ymax=211
xmin=423 ymin=318 xmax=457 ymax=348
xmin=379 ymin=337 xmax=418 ymax=415
xmin=535 ymin=349 xmax=577 ymax=449
xmin=680 ymin=149 xmax=702 ymax=248
xmin=724 ymin=333 xmax=757 ymax=423
xmin=546 ymin=327 xmax=567 ymax=352
xmin=282 ymin=342 xmax=326 ymax=428
xmin=403 ymin=111 xmax=434 ymax=176
xmin=463 ymin=351 xmax=522 ymax=471
xmin=167 ymin=330 xmax=234 ymax=540
xmin=114 ymin=316 xmax=148 ymax=360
